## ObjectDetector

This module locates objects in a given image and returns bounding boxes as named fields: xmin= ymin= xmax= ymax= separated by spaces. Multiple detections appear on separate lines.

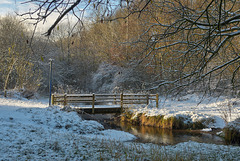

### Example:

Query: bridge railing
xmin=51 ymin=93 xmax=159 ymax=113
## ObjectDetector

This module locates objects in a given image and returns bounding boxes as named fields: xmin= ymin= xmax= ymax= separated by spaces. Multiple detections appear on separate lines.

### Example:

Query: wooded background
xmin=1 ymin=0 xmax=240 ymax=98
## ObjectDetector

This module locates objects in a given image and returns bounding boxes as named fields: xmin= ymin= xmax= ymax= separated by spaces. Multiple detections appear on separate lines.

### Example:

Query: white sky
xmin=0 ymin=0 xmax=80 ymax=34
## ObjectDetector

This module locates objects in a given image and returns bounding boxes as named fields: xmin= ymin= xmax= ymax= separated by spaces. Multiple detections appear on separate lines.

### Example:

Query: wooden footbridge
xmin=51 ymin=93 xmax=159 ymax=114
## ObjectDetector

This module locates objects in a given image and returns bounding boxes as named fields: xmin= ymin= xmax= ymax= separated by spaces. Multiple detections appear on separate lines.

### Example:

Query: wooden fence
xmin=51 ymin=93 xmax=159 ymax=114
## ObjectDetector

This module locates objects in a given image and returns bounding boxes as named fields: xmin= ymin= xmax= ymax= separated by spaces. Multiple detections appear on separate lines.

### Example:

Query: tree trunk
xmin=4 ymin=59 xmax=16 ymax=97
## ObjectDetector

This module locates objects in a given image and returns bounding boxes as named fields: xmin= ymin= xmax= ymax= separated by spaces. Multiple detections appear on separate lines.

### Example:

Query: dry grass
xmin=224 ymin=126 xmax=240 ymax=145
xmin=121 ymin=111 xmax=205 ymax=130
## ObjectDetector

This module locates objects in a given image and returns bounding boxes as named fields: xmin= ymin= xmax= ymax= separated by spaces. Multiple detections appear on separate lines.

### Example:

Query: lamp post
xmin=49 ymin=59 xmax=53 ymax=106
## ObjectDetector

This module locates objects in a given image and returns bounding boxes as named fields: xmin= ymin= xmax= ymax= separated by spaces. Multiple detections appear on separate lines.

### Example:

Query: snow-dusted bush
xmin=91 ymin=63 xmax=150 ymax=93
xmin=91 ymin=63 xmax=120 ymax=93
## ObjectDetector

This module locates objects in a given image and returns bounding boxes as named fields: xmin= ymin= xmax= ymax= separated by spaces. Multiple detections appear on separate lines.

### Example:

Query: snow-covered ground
xmin=129 ymin=94 xmax=240 ymax=130
xmin=0 ymin=94 xmax=240 ymax=160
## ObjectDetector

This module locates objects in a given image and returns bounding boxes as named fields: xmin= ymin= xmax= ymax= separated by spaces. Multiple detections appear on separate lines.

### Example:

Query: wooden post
xmin=120 ymin=93 xmax=123 ymax=112
xmin=114 ymin=94 xmax=116 ymax=105
xmin=51 ymin=94 xmax=54 ymax=105
xmin=156 ymin=94 xmax=159 ymax=108
xmin=92 ymin=93 xmax=95 ymax=114
xmin=146 ymin=94 xmax=149 ymax=105
xmin=64 ymin=93 xmax=67 ymax=106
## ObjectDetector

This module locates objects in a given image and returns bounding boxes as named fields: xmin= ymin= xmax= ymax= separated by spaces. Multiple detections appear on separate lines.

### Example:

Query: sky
xmin=0 ymin=0 xmax=25 ymax=16
xmin=0 ymin=0 xmax=116 ymax=34
xmin=0 ymin=0 xmax=15 ymax=14
xmin=0 ymin=0 xmax=49 ymax=31
xmin=0 ymin=0 xmax=79 ymax=33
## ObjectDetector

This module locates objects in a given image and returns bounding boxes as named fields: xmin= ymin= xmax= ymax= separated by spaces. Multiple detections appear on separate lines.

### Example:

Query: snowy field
xmin=0 ymin=94 xmax=240 ymax=160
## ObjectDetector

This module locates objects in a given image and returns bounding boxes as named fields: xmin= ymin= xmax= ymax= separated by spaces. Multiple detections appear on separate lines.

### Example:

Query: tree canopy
xmin=12 ymin=0 xmax=240 ymax=96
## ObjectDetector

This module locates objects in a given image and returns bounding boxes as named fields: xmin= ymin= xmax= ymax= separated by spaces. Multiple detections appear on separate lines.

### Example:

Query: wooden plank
xmin=123 ymin=94 xmax=147 ymax=96
xmin=123 ymin=98 xmax=147 ymax=100
xmin=95 ymin=94 xmax=120 ymax=96
xmin=67 ymin=96 xmax=93 ymax=98
xmin=149 ymin=97 xmax=156 ymax=100
xmin=95 ymin=100 xmax=121 ymax=103
xmin=95 ymin=97 xmax=121 ymax=100
xmin=67 ymin=94 xmax=93 ymax=97
xmin=51 ymin=94 xmax=54 ymax=105
xmin=149 ymin=94 xmax=157 ymax=97
xmin=64 ymin=94 xmax=67 ymax=106
xmin=92 ymin=93 xmax=95 ymax=114
xmin=123 ymin=102 xmax=147 ymax=104
xmin=156 ymin=93 xmax=159 ymax=108
xmin=147 ymin=94 xmax=149 ymax=105
xmin=76 ymin=107 xmax=122 ymax=114
xmin=120 ymin=93 xmax=123 ymax=112
xmin=67 ymin=100 xmax=93 ymax=103
xmin=53 ymin=95 xmax=65 ymax=98
xmin=66 ymin=96 xmax=93 ymax=101
xmin=53 ymin=100 xmax=64 ymax=103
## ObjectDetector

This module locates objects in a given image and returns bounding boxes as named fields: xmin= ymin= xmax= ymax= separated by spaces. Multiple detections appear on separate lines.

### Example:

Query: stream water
xmin=114 ymin=122 xmax=226 ymax=145
xmin=80 ymin=114 xmax=227 ymax=145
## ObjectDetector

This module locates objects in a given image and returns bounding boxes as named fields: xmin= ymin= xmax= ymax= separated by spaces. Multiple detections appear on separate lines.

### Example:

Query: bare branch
xmin=45 ymin=0 xmax=81 ymax=36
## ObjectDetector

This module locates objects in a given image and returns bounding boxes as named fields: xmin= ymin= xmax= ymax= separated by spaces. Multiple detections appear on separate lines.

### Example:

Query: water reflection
xmin=117 ymin=122 xmax=226 ymax=145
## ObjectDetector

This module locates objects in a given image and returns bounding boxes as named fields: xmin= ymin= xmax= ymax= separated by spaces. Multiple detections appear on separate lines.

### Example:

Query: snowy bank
xmin=0 ymin=96 xmax=136 ymax=160
xmin=124 ymin=94 xmax=240 ymax=129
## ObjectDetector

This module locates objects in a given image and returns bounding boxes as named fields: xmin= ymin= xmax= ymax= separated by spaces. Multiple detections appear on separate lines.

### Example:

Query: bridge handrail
xmin=51 ymin=93 xmax=159 ymax=114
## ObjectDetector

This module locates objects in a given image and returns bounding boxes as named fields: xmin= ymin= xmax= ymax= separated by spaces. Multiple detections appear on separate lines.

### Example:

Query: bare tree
xmin=137 ymin=0 xmax=240 ymax=95
xmin=0 ymin=15 xmax=42 ymax=96
xmin=20 ymin=0 xmax=128 ymax=35
xmin=20 ymin=0 xmax=240 ymax=95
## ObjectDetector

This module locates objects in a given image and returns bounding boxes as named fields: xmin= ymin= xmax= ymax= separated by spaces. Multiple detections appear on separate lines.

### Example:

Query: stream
xmin=114 ymin=122 xmax=226 ymax=145
xmin=80 ymin=113 xmax=227 ymax=145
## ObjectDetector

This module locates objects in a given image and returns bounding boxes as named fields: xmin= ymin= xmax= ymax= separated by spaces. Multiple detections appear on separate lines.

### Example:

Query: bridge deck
xmin=73 ymin=105 xmax=122 ymax=114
